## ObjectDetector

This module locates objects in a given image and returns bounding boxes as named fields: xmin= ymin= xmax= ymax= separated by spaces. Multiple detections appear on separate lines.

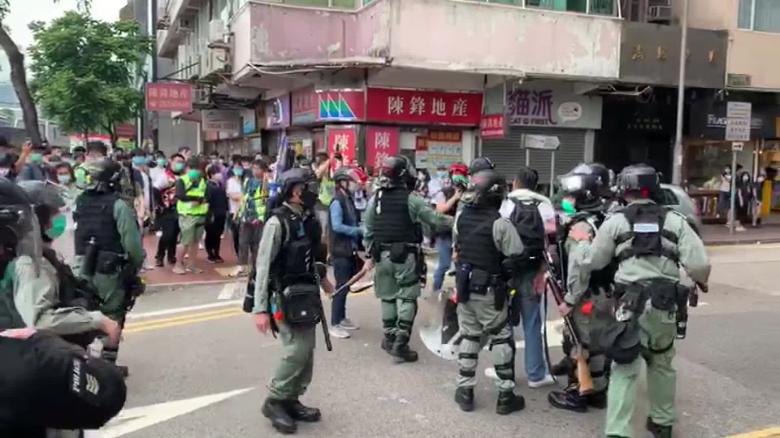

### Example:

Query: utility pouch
xmin=95 ymin=251 xmax=123 ymax=275
xmin=649 ymin=281 xmax=678 ymax=312
xmin=601 ymin=319 xmax=641 ymax=364
xmin=389 ymin=243 xmax=408 ymax=263
xmin=469 ymin=269 xmax=491 ymax=295
xmin=281 ymin=284 xmax=321 ymax=326
xmin=455 ymin=264 xmax=471 ymax=303
xmin=616 ymin=286 xmax=646 ymax=314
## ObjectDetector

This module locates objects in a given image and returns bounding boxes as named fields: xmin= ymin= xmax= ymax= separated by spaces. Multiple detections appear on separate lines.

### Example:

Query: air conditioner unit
xmin=193 ymin=87 xmax=211 ymax=106
xmin=209 ymin=19 xmax=226 ymax=44
xmin=176 ymin=17 xmax=193 ymax=34
xmin=647 ymin=5 xmax=672 ymax=22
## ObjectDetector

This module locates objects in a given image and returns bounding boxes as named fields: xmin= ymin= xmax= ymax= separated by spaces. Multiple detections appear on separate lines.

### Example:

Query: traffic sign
xmin=732 ymin=142 xmax=744 ymax=152
xmin=725 ymin=101 xmax=751 ymax=142
xmin=523 ymin=134 xmax=560 ymax=151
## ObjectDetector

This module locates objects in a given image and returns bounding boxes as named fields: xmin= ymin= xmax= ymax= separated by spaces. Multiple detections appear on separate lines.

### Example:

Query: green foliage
xmin=29 ymin=11 xmax=152 ymax=139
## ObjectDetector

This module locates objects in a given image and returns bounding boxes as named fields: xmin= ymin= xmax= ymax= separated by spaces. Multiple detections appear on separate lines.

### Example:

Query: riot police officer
xmin=251 ymin=167 xmax=335 ymax=435
xmin=547 ymin=163 xmax=615 ymax=412
xmin=363 ymin=155 xmax=453 ymax=363
xmin=566 ymin=164 xmax=710 ymax=438
xmin=453 ymin=169 xmax=527 ymax=415
xmin=73 ymin=159 xmax=145 ymax=369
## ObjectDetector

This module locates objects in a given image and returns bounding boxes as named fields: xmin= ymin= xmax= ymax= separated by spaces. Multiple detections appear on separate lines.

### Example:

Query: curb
xmin=705 ymin=238 xmax=780 ymax=246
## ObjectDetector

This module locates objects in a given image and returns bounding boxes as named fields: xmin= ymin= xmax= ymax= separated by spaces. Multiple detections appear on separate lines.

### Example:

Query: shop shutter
xmin=482 ymin=127 xmax=586 ymax=187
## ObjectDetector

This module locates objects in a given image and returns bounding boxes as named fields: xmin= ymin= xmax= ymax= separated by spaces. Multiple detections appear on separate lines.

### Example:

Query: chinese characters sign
xmin=292 ymin=87 xmax=365 ymax=124
xmin=480 ymin=114 xmax=506 ymax=139
xmin=426 ymin=130 xmax=462 ymax=169
xmin=326 ymin=125 xmax=358 ymax=169
xmin=503 ymin=83 xmax=602 ymax=129
xmin=366 ymin=88 xmax=483 ymax=125
xmin=146 ymin=83 xmax=192 ymax=113
xmin=365 ymin=126 xmax=400 ymax=171
xmin=202 ymin=110 xmax=241 ymax=132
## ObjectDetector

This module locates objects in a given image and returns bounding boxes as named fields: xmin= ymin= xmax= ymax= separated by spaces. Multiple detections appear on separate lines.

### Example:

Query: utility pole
xmin=672 ymin=0 xmax=689 ymax=185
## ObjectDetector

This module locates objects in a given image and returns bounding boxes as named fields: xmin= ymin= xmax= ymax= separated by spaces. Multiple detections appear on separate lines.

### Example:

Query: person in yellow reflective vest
xmin=173 ymin=156 xmax=208 ymax=275
xmin=234 ymin=159 xmax=269 ymax=276
xmin=315 ymin=152 xmax=340 ymax=255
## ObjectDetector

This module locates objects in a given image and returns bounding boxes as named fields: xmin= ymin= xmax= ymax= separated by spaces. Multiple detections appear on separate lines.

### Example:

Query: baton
xmin=329 ymin=262 xmax=374 ymax=299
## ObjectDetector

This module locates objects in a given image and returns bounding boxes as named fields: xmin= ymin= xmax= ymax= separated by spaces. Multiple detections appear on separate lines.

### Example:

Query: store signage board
xmin=366 ymin=88 xmax=483 ymax=125
xmin=725 ymin=101 xmax=751 ymax=142
xmin=523 ymin=134 xmax=560 ymax=151
xmin=146 ymin=83 xmax=193 ymax=113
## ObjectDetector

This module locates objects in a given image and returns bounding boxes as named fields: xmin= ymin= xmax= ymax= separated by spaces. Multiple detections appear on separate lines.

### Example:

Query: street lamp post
xmin=672 ymin=0 xmax=689 ymax=185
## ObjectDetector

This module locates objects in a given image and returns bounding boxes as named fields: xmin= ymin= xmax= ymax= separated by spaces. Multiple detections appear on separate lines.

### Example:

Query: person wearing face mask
xmin=226 ymin=158 xmax=245 ymax=258
xmin=5 ymin=180 xmax=121 ymax=349
xmin=204 ymin=165 xmax=228 ymax=264
xmin=718 ymin=165 xmax=733 ymax=221
xmin=249 ymin=167 xmax=335 ymax=435
xmin=234 ymin=159 xmax=270 ymax=276
xmin=17 ymin=145 xmax=48 ymax=182
xmin=149 ymin=152 xmax=170 ymax=190
xmin=153 ymin=154 xmax=183 ymax=267
xmin=173 ymin=157 xmax=209 ymax=275
xmin=131 ymin=149 xmax=154 ymax=232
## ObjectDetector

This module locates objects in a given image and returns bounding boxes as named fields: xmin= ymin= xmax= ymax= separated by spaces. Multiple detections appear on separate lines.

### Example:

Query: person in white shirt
xmin=226 ymin=158 xmax=246 ymax=258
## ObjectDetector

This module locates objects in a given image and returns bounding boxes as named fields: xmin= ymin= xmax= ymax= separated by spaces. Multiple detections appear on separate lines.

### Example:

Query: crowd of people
xmin=0 ymin=133 xmax=713 ymax=438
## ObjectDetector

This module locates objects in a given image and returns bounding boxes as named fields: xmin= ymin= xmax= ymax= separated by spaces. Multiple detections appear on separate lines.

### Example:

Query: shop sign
xmin=292 ymin=87 xmax=365 ymax=124
xmin=505 ymin=82 xmax=602 ymax=129
xmin=480 ymin=114 xmax=506 ymax=139
xmin=366 ymin=88 xmax=483 ymax=126
xmin=264 ymin=95 xmax=290 ymax=130
xmin=365 ymin=126 xmax=400 ymax=171
xmin=202 ymin=110 xmax=240 ymax=132
xmin=427 ymin=130 xmax=462 ymax=169
xmin=241 ymin=109 xmax=257 ymax=135
xmin=146 ymin=82 xmax=193 ymax=113
xmin=326 ymin=125 xmax=358 ymax=167
xmin=115 ymin=123 xmax=136 ymax=138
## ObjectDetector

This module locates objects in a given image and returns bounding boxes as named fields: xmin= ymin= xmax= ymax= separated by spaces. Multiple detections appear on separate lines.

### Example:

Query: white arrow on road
xmin=84 ymin=387 xmax=254 ymax=438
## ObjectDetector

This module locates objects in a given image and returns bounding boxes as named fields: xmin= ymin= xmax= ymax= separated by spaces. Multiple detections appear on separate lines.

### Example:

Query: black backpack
xmin=509 ymin=198 xmax=546 ymax=259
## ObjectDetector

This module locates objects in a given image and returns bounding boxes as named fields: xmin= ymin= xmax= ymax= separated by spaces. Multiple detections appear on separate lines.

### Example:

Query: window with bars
xmin=738 ymin=0 xmax=780 ymax=32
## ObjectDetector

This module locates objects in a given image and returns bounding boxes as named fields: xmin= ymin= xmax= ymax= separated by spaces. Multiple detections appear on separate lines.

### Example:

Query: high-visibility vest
xmin=238 ymin=178 xmax=267 ymax=221
xmin=319 ymin=176 xmax=335 ymax=206
xmin=176 ymin=174 xmax=208 ymax=216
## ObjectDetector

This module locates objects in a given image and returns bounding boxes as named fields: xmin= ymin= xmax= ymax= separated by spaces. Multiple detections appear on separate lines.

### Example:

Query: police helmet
xmin=280 ymin=167 xmax=318 ymax=200
xmin=559 ymin=162 xmax=613 ymax=202
xmin=470 ymin=169 xmax=507 ymax=207
xmin=380 ymin=155 xmax=416 ymax=189
xmin=333 ymin=167 xmax=355 ymax=184
xmin=0 ymin=177 xmax=35 ymax=249
xmin=617 ymin=163 xmax=660 ymax=198
xmin=81 ymin=159 xmax=122 ymax=192
xmin=469 ymin=157 xmax=495 ymax=175
xmin=18 ymin=180 xmax=66 ymax=229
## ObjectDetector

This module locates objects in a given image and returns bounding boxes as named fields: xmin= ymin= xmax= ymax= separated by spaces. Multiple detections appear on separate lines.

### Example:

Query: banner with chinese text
xmin=480 ymin=114 xmax=506 ymax=139
xmin=365 ymin=126 xmax=400 ymax=172
xmin=146 ymin=83 xmax=193 ymax=113
xmin=505 ymin=82 xmax=602 ymax=129
xmin=366 ymin=88 xmax=482 ymax=126
xmin=426 ymin=131 xmax=462 ymax=169
xmin=326 ymin=125 xmax=359 ymax=169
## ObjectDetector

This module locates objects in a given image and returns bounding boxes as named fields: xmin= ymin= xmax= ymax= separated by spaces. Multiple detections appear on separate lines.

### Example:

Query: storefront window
xmin=685 ymin=141 xmax=756 ymax=189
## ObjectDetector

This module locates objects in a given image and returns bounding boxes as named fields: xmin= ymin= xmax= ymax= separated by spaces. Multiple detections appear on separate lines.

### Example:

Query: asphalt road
xmin=90 ymin=244 xmax=780 ymax=438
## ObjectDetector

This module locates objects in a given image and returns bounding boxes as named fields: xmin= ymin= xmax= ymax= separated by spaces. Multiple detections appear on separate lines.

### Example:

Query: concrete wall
xmin=620 ymin=22 xmax=727 ymax=88
xmin=727 ymin=30 xmax=780 ymax=90
xmin=388 ymin=0 xmax=622 ymax=79
xmin=232 ymin=4 xmax=253 ymax=75
xmin=674 ymin=0 xmax=735 ymax=30
xmin=235 ymin=0 xmax=621 ymax=80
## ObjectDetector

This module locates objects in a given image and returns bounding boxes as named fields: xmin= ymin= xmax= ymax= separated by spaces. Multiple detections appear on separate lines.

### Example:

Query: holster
xmin=455 ymin=264 xmax=471 ymax=303
xmin=95 ymin=251 xmax=124 ymax=275
xmin=492 ymin=278 xmax=507 ymax=311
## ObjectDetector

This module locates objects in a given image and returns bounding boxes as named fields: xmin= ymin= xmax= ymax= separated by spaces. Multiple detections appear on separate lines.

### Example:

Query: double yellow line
xmin=124 ymin=306 xmax=244 ymax=334
xmin=728 ymin=428 xmax=780 ymax=438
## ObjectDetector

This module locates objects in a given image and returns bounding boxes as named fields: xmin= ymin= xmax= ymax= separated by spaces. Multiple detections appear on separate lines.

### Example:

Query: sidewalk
xmin=701 ymin=223 xmax=780 ymax=245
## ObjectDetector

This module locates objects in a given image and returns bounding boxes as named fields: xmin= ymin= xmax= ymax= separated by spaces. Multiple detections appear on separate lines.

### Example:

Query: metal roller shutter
xmin=482 ymin=127 xmax=586 ymax=185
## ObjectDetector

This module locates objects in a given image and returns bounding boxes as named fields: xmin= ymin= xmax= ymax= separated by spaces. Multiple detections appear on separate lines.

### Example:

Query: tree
xmin=29 ymin=11 xmax=151 ymax=147
xmin=0 ymin=0 xmax=91 ymax=145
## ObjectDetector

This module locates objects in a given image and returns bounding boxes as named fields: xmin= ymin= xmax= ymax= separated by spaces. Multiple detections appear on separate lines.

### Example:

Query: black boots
xmin=390 ymin=334 xmax=418 ymax=363
xmin=454 ymin=387 xmax=474 ymax=412
xmin=262 ymin=398 xmax=296 ymax=434
xmin=381 ymin=333 xmax=395 ymax=353
xmin=548 ymin=389 xmax=587 ymax=413
xmin=496 ymin=391 xmax=525 ymax=415
xmin=285 ymin=400 xmax=321 ymax=422
xmin=646 ymin=417 xmax=672 ymax=438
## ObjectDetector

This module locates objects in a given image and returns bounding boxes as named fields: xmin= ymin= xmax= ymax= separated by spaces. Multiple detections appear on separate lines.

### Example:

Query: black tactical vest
xmin=270 ymin=205 xmax=322 ymax=289
xmin=329 ymin=191 xmax=359 ymax=259
xmin=74 ymin=192 xmax=124 ymax=256
xmin=615 ymin=202 xmax=680 ymax=264
xmin=373 ymin=188 xmax=418 ymax=244
xmin=456 ymin=205 xmax=502 ymax=274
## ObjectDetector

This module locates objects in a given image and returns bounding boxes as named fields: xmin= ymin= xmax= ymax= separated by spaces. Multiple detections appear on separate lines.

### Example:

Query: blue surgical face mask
xmin=132 ymin=156 xmax=147 ymax=167
xmin=232 ymin=167 xmax=244 ymax=177
xmin=57 ymin=174 xmax=72 ymax=185
xmin=436 ymin=171 xmax=448 ymax=180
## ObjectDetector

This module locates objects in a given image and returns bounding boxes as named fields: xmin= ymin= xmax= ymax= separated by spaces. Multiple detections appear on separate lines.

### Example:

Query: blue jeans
xmin=513 ymin=269 xmax=548 ymax=382
xmin=433 ymin=235 xmax=453 ymax=291
xmin=331 ymin=256 xmax=355 ymax=326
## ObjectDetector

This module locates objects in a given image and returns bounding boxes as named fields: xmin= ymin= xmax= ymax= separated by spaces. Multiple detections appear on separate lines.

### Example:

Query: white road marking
xmin=126 ymin=300 xmax=243 ymax=320
xmin=85 ymin=387 xmax=254 ymax=438
xmin=217 ymin=282 xmax=241 ymax=300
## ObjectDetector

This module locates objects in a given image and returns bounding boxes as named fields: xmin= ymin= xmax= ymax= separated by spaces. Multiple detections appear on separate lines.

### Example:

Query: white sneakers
xmin=484 ymin=367 xmax=556 ymax=388
xmin=329 ymin=319 xmax=360 ymax=339
xmin=329 ymin=325 xmax=350 ymax=339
